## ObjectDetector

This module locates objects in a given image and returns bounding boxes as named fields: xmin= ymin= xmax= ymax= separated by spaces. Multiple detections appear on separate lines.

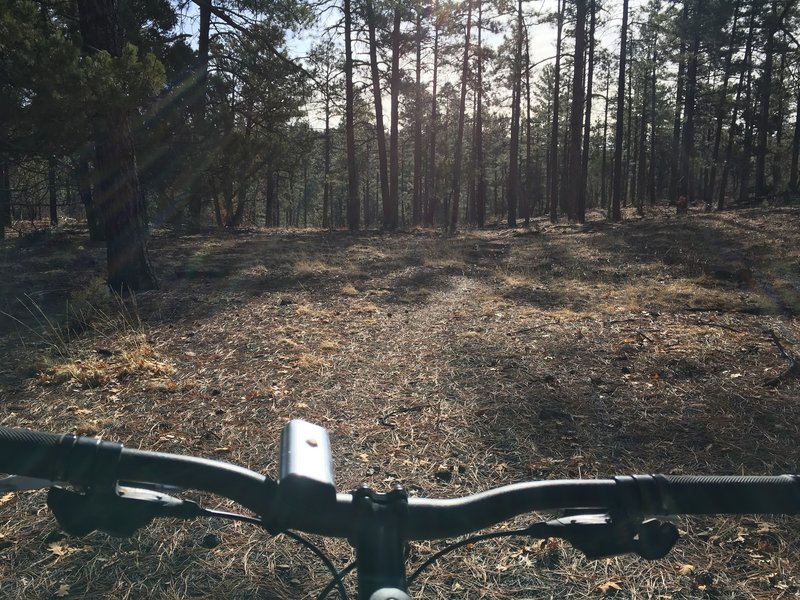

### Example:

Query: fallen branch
xmin=765 ymin=329 xmax=800 ymax=386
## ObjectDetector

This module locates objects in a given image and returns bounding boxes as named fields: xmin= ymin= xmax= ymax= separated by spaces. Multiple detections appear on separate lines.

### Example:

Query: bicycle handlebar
xmin=2 ymin=425 xmax=799 ymax=541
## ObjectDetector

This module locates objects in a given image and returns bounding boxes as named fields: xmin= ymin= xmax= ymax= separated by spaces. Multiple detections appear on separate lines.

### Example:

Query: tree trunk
xmin=366 ymin=0 xmax=390 ymax=227
xmin=601 ymin=67 xmax=610 ymax=210
xmin=76 ymin=152 xmax=104 ymax=240
xmin=623 ymin=37 xmax=634 ymax=208
xmin=648 ymin=45 xmax=657 ymax=205
xmin=565 ymin=0 xmax=587 ymax=222
xmin=578 ymin=0 xmax=596 ymax=220
xmin=549 ymin=0 xmax=564 ymax=223
xmin=679 ymin=0 xmax=702 ymax=204
xmin=322 ymin=92 xmax=331 ymax=229
xmin=610 ymin=0 xmax=629 ymax=221
xmin=790 ymin=86 xmax=800 ymax=192
xmin=668 ymin=3 xmax=688 ymax=204
xmin=413 ymin=10 xmax=423 ymax=226
xmin=738 ymin=11 xmax=757 ymax=204
xmin=48 ymin=156 xmax=58 ymax=226
xmin=719 ymin=9 xmax=755 ymax=208
xmin=708 ymin=3 xmax=739 ymax=204
xmin=0 ymin=159 xmax=9 ymax=238
xmin=449 ymin=0 xmax=473 ymax=232
xmin=508 ymin=0 xmax=523 ymax=228
xmin=755 ymin=2 xmax=778 ymax=198
xmin=523 ymin=23 xmax=532 ymax=224
xmin=265 ymin=168 xmax=275 ymax=226
xmin=475 ymin=0 xmax=486 ymax=228
xmin=76 ymin=0 xmax=156 ymax=291
xmin=388 ymin=7 xmax=401 ymax=230
xmin=188 ymin=0 xmax=211 ymax=226
xmin=344 ymin=0 xmax=359 ymax=230
xmin=425 ymin=23 xmax=440 ymax=227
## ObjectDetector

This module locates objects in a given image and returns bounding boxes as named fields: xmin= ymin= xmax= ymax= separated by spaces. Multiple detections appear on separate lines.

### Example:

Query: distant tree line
xmin=2 ymin=0 xmax=799 ymax=288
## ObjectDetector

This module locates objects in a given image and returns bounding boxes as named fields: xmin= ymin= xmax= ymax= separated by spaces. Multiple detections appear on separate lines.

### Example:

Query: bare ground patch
xmin=1 ymin=208 xmax=800 ymax=598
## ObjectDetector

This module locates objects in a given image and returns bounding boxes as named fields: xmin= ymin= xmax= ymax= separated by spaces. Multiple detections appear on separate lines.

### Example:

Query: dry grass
xmin=1 ymin=208 xmax=800 ymax=599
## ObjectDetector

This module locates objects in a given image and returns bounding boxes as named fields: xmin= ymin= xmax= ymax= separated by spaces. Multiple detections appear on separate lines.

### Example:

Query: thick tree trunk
xmin=76 ymin=153 xmax=104 ymax=240
xmin=679 ymin=0 xmax=702 ymax=203
xmin=648 ymin=46 xmax=657 ymax=205
xmin=425 ymin=24 xmax=440 ymax=227
xmin=708 ymin=3 xmax=739 ymax=204
xmin=344 ymin=0 xmax=359 ymax=230
xmin=601 ymin=69 xmax=610 ymax=210
xmin=523 ymin=24 xmax=532 ymax=224
xmin=449 ymin=0 xmax=473 ymax=232
xmin=719 ymin=9 xmax=755 ymax=208
xmin=508 ymin=0 xmax=523 ymax=228
xmin=610 ymin=0 xmax=629 ymax=221
xmin=475 ymin=1 xmax=486 ymax=228
xmin=323 ymin=94 xmax=331 ymax=229
xmin=366 ymin=0 xmax=390 ymax=227
xmin=49 ymin=156 xmax=58 ymax=226
xmin=738 ymin=15 xmax=757 ymax=205
xmin=265 ymin=168 xmax=275 ymax=226
xmin=388 ymin=7 xmax=401 ymax=230
xmin=0 ymin=159 xmax=9 ymax=238
xmin=77 ymin=0 xmax=156 ymax=290
xmin=578 ymin=0 xmax=596 ymax=219
xmin=565 ymin=0 xmax=587 ymax=222
xmin=549 ymin=0 xmax=564 ymax=223
xmin=755 ymin=2 xmax=779 ymax=198
xmin=188 ymin=0 xmax=211 ymax=226
xmin=668 ymin=4 xmax=688 ymax=205
xmin=790 ymin=87 xmax=800 ymax=192
xmin=413 ymin=10 xmax=423 ymax=226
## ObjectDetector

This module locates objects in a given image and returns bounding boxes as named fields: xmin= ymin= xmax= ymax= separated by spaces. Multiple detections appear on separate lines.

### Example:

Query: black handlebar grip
xmin=0 ymin=426 xmax=67 ymax=481
xmin=655 ymin=474 xmax=800 ymax=515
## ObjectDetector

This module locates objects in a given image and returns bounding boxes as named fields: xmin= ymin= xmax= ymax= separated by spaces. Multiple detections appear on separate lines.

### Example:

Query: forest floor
xmin=1 ymin=206 xmax=800 ymax=599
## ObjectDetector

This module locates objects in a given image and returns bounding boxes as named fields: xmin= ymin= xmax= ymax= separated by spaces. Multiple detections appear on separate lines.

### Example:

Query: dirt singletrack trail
xmin=1 ymin=208 xmax=800 ymax=598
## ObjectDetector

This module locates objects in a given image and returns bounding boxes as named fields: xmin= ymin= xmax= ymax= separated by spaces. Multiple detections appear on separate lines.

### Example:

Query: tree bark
xmin=790 ymin=86 xmax=800 ymax=192
xmin=388 ymin=7 xmax=402 ymax=230
xmin=322 ymin=90 xmax=331 ymax=229
xmin=549 ymin=0 xmax=564 ymax=223
xmin=366 ymin=0 xmax=390 ymax=227
xmin=679 ymin=0 xmax=702 ymax=203
xmin=76 ymin=152 xmax=104 ymax=240
xmin=601 ymin=66 xmax=610 ymax=210
xmin=425 ymin=23 xmax=440 ymax=226
xmin=0 ymin=159 xmax=9 ymax=239
xmin=565 ymin=0 xmax=587 ymax=222
xmin=413 ymin=10 xmax=423 ymax=226
xmin=668 ymin=3 xmax=688 ymax=204
xmin=49 ymin=155 xmax=58 ymax=226
xmin=708 ymin=3 xmax=739 ymax=204
xmin=475 ymin=0 xmax=486 ymax=227
xmin=344 ymin=0 xmax=360 ymax=230
xmin=755 ymin=1 xmax=779 ymax=198
xmin=449 ymin=0 xmax=473 ymax=232
xmin=523 ymin=23 xmax=532 ymax=224
xmin=578 ymin=0 xmax=595 ymax=220
xmin=76 ymin=0 xmax=157 ymax=291
xmin=719 ymin=8 xmax=755 ymax=208
xmin=610 ymin=0 xmax=628 ymax=221
xmin=508 ymin=0 xmax=524 ymax=228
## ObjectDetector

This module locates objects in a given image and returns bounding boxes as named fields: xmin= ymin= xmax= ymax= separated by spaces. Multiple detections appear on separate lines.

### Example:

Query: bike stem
xmin=351 ymin=485 xmax=411 ymax=600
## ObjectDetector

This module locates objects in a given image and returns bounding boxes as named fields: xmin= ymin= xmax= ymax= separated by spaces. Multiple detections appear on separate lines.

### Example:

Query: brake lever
xmin=47 ymin=485 xmax=203 ymax=537
xmin=543 ymin=513 xmax=679 ymax=560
